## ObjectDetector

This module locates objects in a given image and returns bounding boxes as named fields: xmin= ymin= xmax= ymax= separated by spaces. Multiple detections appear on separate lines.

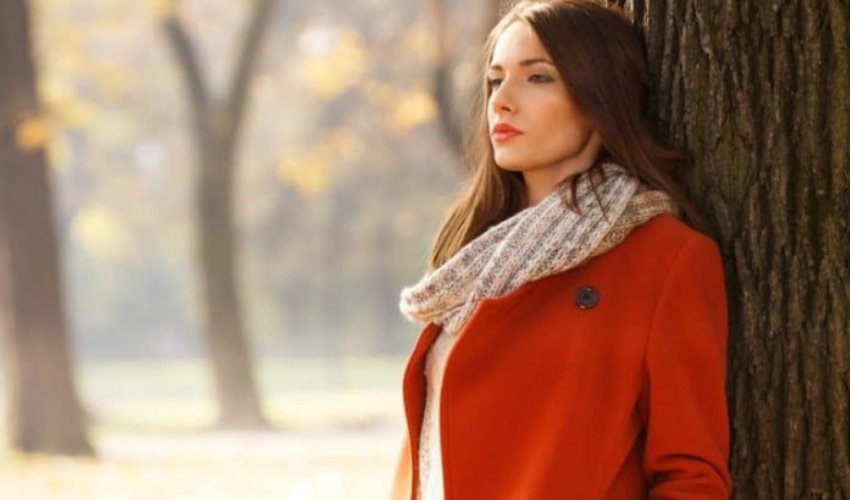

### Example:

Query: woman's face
xmin=487 ymin=21 xmax=602 ymax=187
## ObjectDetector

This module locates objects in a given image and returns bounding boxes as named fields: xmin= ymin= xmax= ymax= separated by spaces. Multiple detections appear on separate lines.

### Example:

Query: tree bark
xmin=162 ymin=0 xmax=275 ymax=429
xmin=0 ymin=0 xmax=93 ymax=455
xmin=607 ymin=0 xmax=850 ymax=497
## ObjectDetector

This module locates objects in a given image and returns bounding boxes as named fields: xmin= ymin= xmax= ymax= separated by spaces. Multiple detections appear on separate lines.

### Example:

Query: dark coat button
xmin=575 ymin=285 xmax=599 ymax=309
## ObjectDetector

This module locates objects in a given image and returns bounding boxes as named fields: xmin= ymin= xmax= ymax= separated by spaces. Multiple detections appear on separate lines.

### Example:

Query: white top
xmin=417 ymin=328 xmax=457 ymax=500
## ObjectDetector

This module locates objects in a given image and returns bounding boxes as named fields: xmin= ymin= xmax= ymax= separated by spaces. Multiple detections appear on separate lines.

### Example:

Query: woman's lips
xmin=491 ymin=123 xmax=522 ymax=142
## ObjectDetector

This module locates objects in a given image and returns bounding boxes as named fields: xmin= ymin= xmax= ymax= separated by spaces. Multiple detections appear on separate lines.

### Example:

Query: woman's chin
xmin=493 ymin=158 xmax=527 ymax=172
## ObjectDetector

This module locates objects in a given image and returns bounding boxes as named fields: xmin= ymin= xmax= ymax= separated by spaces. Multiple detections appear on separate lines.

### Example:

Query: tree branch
xmin=225 ymin=0 xmax=275 ymax=139
xmin=161 ymin=10 xmax=211 ymax=144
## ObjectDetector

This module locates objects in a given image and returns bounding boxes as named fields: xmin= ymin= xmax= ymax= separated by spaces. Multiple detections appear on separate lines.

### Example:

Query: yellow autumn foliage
xmin=323 ymin=128 xmax=366 ymax=162
xmin=300 ymin=29 xmax=370 ymax=100
xmin=362 ymin=80 xmax=396 ymax=108
xmin=276 ymin=130 xmax=365 ymax=196
xmin=391 ymin=89 xmax=437 ymax=132
xmin=15 ymin=114 xmax=51 ymax=152
xmin=276 ymin=144 xmax=334 ymax=197
xmin=401 ymin=25 xmax=438 ymax=61
xmin=46 ymin=137 xmax=71 ymax=173
xmin=150 ymin=0 xmax=178 ymax=18
xmin=361 ymin=82 xmax=438 ymax=133
xmin=42 ymin=87 xmax=99 ymax=128
xmin=70 ymin=207 xmax=134 ymax=261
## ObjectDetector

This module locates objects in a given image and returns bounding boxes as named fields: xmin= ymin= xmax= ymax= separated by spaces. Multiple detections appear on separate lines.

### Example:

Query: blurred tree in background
xmin=160 ymin=0 xmax=274 ymax=429
xmin=428 ymin=0 xmax=503 ymax=153
xmin=22 ymin=0 xmax=486 ymax=365
xmin=0 ymin=0 xmax=495 ymax=455
xmin=0 ymin=0 xmax=92 ymax=455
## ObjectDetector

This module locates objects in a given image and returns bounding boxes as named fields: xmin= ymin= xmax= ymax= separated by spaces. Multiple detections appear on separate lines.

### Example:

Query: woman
xmin=393 ymin=1 xmax=731 ymax=499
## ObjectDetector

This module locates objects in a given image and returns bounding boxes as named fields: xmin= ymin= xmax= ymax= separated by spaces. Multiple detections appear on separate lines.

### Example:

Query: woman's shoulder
xmin=626 ymin=214 xmax=720 ymax=260
xmin=602 ymin=214 xmax=724 ymax=284
xmin=567 ymin=214 xmax=726 ymax=317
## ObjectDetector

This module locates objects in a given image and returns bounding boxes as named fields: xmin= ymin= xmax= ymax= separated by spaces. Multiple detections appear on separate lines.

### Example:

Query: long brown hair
xmin=428 ymin=0 xmax=704 ymax=269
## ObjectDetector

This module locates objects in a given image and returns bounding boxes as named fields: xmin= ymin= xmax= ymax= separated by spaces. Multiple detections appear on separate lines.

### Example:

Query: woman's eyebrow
xmin=489 ymin=58 xmax=556 ymax=71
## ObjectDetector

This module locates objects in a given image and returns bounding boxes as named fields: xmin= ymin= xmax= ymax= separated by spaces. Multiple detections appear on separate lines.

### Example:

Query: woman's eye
xmin=487 ymin=78 xmax=503 ymax=89
xmin=529 ymin=74 xmax=554 ymax=83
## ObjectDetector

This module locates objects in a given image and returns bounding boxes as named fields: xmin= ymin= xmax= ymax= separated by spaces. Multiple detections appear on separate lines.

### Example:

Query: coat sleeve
xmin=640 ymin=235 xmax=732 ymax=499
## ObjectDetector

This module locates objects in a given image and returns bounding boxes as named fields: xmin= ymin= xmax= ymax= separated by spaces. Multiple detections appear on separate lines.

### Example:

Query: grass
xmin=75 ymin=356 xmax=407 ymax=431
xmin=0 ymin=356 xmax=409 ymax=500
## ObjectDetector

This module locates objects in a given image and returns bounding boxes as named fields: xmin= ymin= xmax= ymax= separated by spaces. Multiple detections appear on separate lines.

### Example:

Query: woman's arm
xmin=640 ymin=235 xmax=732 ymax=499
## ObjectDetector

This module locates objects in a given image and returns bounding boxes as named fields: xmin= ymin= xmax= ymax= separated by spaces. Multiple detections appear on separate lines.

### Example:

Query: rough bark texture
xmin=606 ymin=0 xmax=850 ymax=497
xmin=0 ymin=0 xmax=93 ymax=455
xmin=163 ymin=0 xmax=275 ymax=428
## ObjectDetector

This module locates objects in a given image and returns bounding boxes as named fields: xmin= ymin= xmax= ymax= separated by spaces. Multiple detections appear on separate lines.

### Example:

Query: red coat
xmin=392 ymin=215 xmax=731 ymax=499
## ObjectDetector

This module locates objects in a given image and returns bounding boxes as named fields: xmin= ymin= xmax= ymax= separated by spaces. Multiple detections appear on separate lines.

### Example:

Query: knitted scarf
xmin=400 ymin=162 xmax=678 ymax=336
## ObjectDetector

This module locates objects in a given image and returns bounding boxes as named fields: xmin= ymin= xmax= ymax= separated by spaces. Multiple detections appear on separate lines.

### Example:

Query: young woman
xmin=392 ymin=1 xmax=731 ymax=498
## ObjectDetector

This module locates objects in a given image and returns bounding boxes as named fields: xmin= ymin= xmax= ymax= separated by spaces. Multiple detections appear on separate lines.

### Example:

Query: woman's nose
xmin=490 ymin=82 xmax=515 ymax=113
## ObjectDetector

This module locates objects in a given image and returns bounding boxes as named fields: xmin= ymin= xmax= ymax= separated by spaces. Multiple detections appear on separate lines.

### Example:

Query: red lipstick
xmin=491 ymin=122 xmax=522 ymax=142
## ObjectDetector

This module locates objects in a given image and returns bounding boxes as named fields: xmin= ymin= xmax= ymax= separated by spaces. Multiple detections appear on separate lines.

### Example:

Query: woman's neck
xmin=521 ymin=139 xmax=603 ymax=207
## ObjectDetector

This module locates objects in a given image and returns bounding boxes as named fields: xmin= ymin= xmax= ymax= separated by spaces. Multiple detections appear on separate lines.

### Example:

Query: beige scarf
xmin=400 ymin=162 xmax=678 ymax=336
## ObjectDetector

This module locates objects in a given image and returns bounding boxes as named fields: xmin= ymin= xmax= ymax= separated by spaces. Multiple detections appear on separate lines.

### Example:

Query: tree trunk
xmin=607 ymin=0 xmax=850 ymax=497
xmin=321 ymin=186 xmax=347 ymax=383
xmin=162 ymin=0 xmax=275 ymax=429
xmin=429 ymin=0 xmax=504 ymax=155
xmin=429 ymin=0 xmax=465 ymax=154
xmin=372 ymin=213 xmax=400 ymax=354
xmin=0 ymin=0 xmax=93 ymax=455
xmin=197 ymin=132 xmax=267 ymax=427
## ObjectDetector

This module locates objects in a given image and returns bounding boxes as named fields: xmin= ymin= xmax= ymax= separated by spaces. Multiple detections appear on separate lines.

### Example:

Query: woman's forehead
xmin=490 ymin=22 xmax=552 ymax=69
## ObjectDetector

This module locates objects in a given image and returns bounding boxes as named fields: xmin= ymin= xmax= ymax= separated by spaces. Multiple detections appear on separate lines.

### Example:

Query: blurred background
xmin=0 ymin=0 xmax=502 ymax=497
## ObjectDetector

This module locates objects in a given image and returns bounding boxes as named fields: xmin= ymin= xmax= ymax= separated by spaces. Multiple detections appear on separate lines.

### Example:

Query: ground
xmin=0 ymin=356 xmax=407 ymax=500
